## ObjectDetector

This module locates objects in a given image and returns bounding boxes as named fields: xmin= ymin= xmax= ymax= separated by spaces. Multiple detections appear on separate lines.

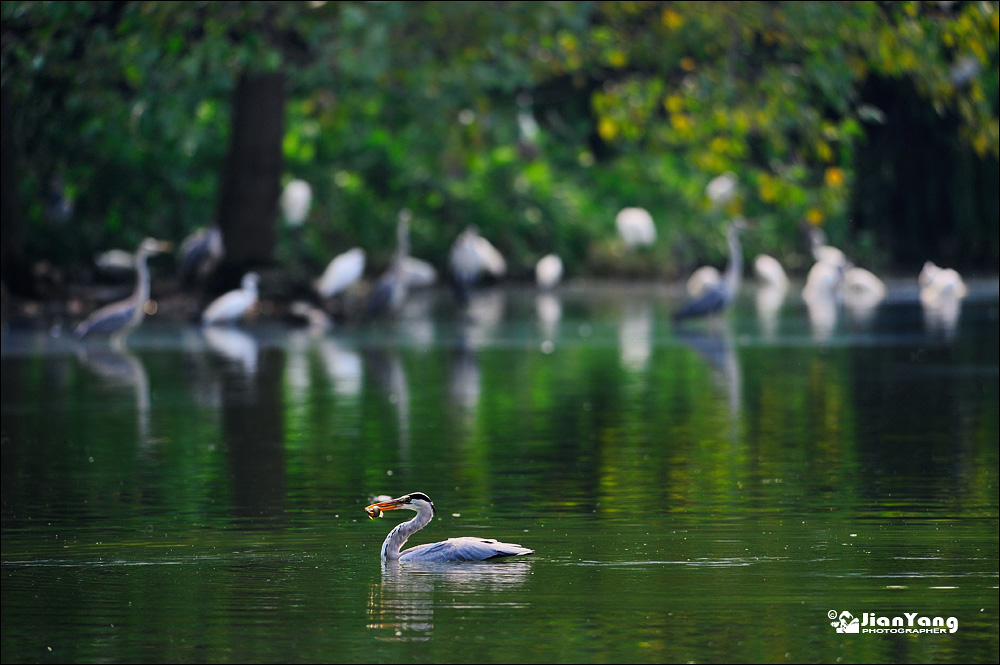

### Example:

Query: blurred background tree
xmin=1 ymin=1 xmax=997 ymax=297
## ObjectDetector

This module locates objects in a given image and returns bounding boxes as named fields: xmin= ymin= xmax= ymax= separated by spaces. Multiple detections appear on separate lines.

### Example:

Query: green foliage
xmin=2 ymin=1 xmax=997 ymax=276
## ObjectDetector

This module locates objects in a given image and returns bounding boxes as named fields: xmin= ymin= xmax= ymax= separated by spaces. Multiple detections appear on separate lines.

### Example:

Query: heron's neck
xmin=381 ymin=505 xmax=433 ymax=561
xmin=724 ymin=229 xmax=743 ymax=296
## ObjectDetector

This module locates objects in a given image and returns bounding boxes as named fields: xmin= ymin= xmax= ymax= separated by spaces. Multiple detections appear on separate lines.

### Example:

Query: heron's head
xmin=241 ymin=272 xmax=260 ymax=291
xmin=365 ymin=492 xmax=435 ymax=519
xmin=138 ymin=238 xmax=174 ymax=256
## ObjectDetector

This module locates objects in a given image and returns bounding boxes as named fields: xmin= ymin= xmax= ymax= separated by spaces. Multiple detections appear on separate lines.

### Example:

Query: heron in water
xmin=74 ymin=237 xmax=173 ymax=345
xmin=365 ymin=492 xmax=534 ymax=562
xmin=449 ymin=226 xmax=506 ymax=305
xmin=202 ymin=272 xmax=259 ymax=325
xmin=673 ymin=219 xmax=748 ymax=322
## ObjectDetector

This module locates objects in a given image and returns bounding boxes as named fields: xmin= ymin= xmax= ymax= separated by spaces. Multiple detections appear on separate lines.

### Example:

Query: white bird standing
xmin=807 ymin=226 xmax=886 ymax=306
xmin=449 ymin=226 xmax=506 ymax=304
xmin=753 ymin=254 xmax=788 ymax=288
xmin=280 ymin=179 xmax=312 ymax=227
xmin=365 ymin=492 xmax=534 ymax=562
xmin=535 ymin=254 xmax=563 ymax=289
xmin=316 ymin=247 xmax=366 ymax=299
xmin=202 ymin=272 xmax=259 ymax=325
xmin=615 ymin=207 xmax=657 ymax=249
xmin=919 ymin=261 xmax=967 ymax=306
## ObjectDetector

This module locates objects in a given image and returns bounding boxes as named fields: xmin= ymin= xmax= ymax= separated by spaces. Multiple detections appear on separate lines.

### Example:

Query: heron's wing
xmin=399 ymin=537 xmax=534 ymax=562
xmin=75 ymin=299 xmax=137 ymax=338
xmin=672 ymin=285 xmax=726 ymax=321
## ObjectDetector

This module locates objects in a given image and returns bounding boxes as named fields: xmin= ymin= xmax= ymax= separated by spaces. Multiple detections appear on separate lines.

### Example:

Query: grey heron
xmin=202 ymin=272 xmax=259 ymax=325
xmin=178 ymin=226 xmax=224 ymax=288
xmin=672 ymin=219 xmax=747 ymax=322
xmin=74 ymin=237 xmax=173 ymax=345
xmin=365 ymin=492 xmax=534 ymax=563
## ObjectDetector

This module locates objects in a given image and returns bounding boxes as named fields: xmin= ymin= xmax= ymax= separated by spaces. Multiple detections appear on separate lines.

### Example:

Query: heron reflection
xmin=75 ymin=347 xmax=151 ymax=450
xmin=368 ymin=557 xmax=532 ymax=642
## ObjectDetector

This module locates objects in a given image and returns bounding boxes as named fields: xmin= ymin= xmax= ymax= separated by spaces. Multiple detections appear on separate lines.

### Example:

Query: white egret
xmin=753 ymin=254 xmax=788 ymax=288
xmin=316 ymin=247 xmax=366 ymax=299
xmin=919 ymin=261 xmax=967 ymax=306
xmin=615 ymin=207 xmax=657 ymax=249
xmin=535 ymin=254 xmax=563 ymax=289
xmin=280 ymin=179 xmax=312 ymax=226
xmin=202 ymin=272 xmax=259 ymax=325
xmin=449 ymin=226 xmax=506 ymax=304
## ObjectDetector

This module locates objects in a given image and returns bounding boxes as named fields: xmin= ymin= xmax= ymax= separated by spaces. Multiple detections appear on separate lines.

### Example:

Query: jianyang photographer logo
xmin=828 ymin=610 xmax=959 ymax=634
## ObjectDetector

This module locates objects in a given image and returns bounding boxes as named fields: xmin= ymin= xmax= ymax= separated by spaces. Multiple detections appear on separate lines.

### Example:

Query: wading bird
xmin=449 ymin=226 xmax=506 ymax=305
xmin=315 ymin=247 xmax=366 ymax=299
xmin=615 ymin=207 xmax=657 ymax=249
xmin=535 ymin=254 xmax=563 ymax=290
xmin=365 ymin=492 xmax=534 ymax=562
xmin=75 ymin=237 xmax=173 ymax=346
xmin=919 ymin=261 xmax=968 ymax=306
xmin=673 ymin=219 xmax=747 ymax=322
xmin=202 ymin=272 xmax=259 ymax=325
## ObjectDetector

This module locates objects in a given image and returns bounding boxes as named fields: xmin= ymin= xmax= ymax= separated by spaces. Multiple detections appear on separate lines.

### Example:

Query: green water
xmin=2 ymin=282 xmax=998 ymax=663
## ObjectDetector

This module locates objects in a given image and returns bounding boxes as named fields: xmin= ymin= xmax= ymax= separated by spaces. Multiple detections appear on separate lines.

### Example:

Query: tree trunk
xmin=1 ymin=88 xmax=34 ymax=298
xmin=215 ymin=72 xmax=286 ymax=289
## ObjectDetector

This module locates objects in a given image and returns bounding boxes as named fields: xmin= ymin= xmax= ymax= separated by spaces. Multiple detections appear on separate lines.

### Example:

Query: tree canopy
xmin=2 ymin=1 xmax=997 ymax=286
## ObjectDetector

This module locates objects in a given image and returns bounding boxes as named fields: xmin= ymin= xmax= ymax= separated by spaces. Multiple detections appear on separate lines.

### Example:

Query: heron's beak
xmin=365 ymin=497 xmax=405 ymax=519
xmin=154 ymin=240 xmax=174 ymax=253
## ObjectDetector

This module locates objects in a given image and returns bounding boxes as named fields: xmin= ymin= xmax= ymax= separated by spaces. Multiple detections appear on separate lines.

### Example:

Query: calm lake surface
xmin=2 ymin=280 xmax=998 ymax=664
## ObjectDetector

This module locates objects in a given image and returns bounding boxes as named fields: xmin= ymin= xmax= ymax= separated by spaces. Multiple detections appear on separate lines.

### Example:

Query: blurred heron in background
xmin=74 ymin=237 xmax=173 ymax=347
xmin=202 ymin=272 xmax=259 ymax=325
xmin=449 ymin=226 xmax=506 ymax=305
xmin=178 ymin=225 xmax=224 ymax=289
xmin=315 ymin=247 xmax=366 ymax=300
xmin=615 ymin=207 xmax=657 ymax=250
xmin=673 ymin=219 xmax=747 ymax=322
xmin=919 ymin=261 xmax=968 ymax=306
xmin=535 ymin=254 xmax=563 ymax=290
xmin=280 ymin=179 xmax=313 ymax=227
xmin=807 ymin=226 xmax=886 ymax=306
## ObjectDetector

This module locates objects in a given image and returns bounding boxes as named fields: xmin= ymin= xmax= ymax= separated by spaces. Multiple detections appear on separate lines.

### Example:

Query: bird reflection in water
xmin=536 ymin=292 xmax=562 ymax=345
xmin=675 ymin=322 xmax=742 ymax=442
xmin=368 ymin=559 xmax=532 ymax=642
xmin=619 ymin=299 xmax=653 ymax=372
xmin=75 ymin=347 xmax=152 ymax=451
xmin=364 ymin=348 xmax=411 ymax=457
xmin=203 ymin=325 xmax=259 ymax=376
